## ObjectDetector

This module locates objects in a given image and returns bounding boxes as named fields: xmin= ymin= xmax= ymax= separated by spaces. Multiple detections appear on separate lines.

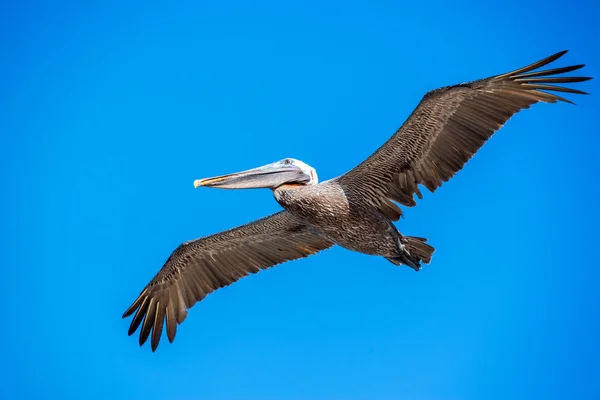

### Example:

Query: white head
xmin=193 ymin=158 xmax=318 ymax=190
xmin=282 ymin=158 xmax=318 ymax=185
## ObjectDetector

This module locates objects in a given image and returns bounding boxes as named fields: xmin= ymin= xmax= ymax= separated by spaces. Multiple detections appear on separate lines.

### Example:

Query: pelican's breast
xmin=274 ymin=181 xmax=351 ymax=226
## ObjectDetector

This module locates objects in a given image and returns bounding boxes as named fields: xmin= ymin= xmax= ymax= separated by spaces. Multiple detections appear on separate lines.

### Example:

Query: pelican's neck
xmin=273 ymin=183 xmax=309 ymax=205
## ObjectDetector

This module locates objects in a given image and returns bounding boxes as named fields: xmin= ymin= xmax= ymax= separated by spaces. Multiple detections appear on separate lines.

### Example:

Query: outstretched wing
xmin=338 ymin=50 xmax=591 ymax=213
xmin=122 ymin=211 xmax=333 ymax=351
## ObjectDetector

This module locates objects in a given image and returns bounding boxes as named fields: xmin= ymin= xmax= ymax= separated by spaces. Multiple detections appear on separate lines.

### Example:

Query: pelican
xmin=123 ymin=50 xmax=590 ymax=351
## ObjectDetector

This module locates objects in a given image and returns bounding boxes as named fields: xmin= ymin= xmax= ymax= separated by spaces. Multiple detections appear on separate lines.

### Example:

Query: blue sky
xmin=2 ymin=1 xmax=599 ymax=399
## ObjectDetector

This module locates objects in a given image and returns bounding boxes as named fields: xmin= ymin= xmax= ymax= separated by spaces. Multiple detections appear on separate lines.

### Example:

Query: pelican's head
xmin=193 ymin=158 xmax=318 ymax=190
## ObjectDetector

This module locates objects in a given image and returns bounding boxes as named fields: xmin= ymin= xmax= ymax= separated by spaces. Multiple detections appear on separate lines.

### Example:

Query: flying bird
xmin=123 ymin=50 xmax=591 ymax=351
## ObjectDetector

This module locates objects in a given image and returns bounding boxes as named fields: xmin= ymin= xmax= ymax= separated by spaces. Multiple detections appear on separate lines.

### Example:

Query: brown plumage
xmin=123 ymin=50 xmax=591 ymax=351
xmin=338 ymin=50 xmax=590 ymax=212
xmin=123 ymin=212 xmax=332 ymax=351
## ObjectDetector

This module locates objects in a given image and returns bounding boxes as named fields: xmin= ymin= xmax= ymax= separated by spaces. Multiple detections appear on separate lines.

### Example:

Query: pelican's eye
xmin=282 ymin=158 xmax=292 ymax=165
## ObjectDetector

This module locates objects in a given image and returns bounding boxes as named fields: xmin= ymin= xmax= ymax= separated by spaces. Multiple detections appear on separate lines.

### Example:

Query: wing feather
xmin=338 ymin=50 xmax=591 ymax=210
xmin=122 ymin=211 xmax=333 ymax=351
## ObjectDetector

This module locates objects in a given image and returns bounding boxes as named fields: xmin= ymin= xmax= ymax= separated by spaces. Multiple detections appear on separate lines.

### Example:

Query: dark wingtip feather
xmin=549 ymin=50 xmax=569 ymax=61
xmin=523 ymin=83 xmax=590 ymax=95
xmin=499 ymin=51 xmax=592 ymax=105
xmin=127 ymin=296 xmax=150 ymax=336
xmin=151 ymin=336 xmax=160 ymax=352
xmin=516 ymin=76 xmax=592 ymax=84
xmin=557 ymin=49 xmax=568 ymax=57
xmin=139 ymin=299 xmax=157 ymax=346
xmin=556 ymin=96 xmax=575 ymax=105
xmin=515 ymin=64 xmax=586 ymax=79
xmin=128 ymin=321 xmax=140 ymax=336
xmin=497 ymin=50 xmax=571 ymax=79
xmin=151 ymin=302 xmax=165 ymax=352
xmin=139 ymin=328 xmax=150 ymax=347
xmin=122 ymin=293 xmax=144 ymax=318
xmin=167 ymin=330 xmax=177 ymax=343
xmin=166 ymin=319 xmax=177 ymax=343
xmin=165 ymin=301 xmax=177 ymax=343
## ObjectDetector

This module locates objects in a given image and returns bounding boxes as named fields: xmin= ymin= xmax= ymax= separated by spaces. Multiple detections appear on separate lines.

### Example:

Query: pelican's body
xmin=123 ymin=51 xmax=591 ymax=351
xmin=274 ymin=181 xmax=410 ymax=259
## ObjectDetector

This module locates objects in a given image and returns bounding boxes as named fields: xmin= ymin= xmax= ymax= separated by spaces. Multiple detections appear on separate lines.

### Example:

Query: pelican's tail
xmin=386 ymin=236 xmax=435 ymax=271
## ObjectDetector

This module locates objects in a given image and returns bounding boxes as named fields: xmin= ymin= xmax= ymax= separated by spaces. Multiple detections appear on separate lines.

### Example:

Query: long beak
xmin=193 ymin=162 xmax=307 ymax=189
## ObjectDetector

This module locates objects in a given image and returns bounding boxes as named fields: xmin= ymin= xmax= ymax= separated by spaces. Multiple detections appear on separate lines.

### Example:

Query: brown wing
xmin=122 ymin=211 xmax=333 ymax=351
xmin=338 ymin=50 xmax=591 ymax=213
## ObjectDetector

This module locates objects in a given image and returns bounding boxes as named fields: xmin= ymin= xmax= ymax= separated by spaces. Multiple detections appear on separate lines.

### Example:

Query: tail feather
xmin=386 ymin=236 xmax=435 ymax=271
xmin=404 ymin=236 xmax=435 ymax=264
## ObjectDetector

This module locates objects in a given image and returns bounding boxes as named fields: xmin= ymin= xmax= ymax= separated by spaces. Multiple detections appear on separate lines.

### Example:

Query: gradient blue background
xmin=2 ymin=1 xmax=599 ymax=399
